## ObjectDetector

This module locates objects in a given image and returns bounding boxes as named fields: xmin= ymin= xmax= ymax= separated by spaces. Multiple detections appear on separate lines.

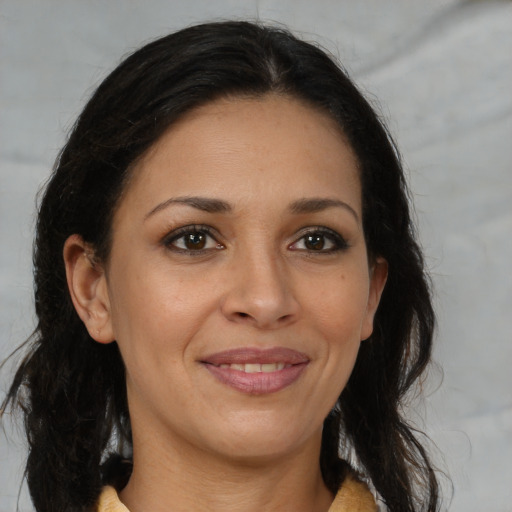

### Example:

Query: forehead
xmin=118 ymin=94 xmax=361 ymax=218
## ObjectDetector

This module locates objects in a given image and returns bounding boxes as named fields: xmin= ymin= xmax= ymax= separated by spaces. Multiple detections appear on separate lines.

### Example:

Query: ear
xmin=361 ymin=257 xmax=388 ymax=341
xmin=63 ymin=234 xmax=115 ymax=344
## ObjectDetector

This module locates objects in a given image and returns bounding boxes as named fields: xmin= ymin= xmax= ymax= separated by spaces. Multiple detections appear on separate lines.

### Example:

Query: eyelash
xmin=289 ymin=227 xmax=349 ymax=254
xmin=163 ymin=225 xmax=223 ymax=255
xmin=162 ymin=225 xmax=349 ymax=255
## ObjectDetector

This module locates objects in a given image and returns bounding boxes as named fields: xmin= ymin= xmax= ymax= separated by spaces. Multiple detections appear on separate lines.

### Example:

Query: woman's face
xmin=99 ymin=95 xmax=386 ymax=463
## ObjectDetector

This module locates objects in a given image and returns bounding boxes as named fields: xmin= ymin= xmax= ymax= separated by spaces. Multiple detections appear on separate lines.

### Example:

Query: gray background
xmin=1 ymin=1 xmax=511 ymax=510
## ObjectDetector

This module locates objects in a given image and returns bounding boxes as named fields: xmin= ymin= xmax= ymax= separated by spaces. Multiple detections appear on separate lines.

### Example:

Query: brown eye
xmin=165 ymin=226 xmax=224 ymax=254
xmin=289 ymin=228 xmax=349 ymax=253
xmin=184 ymin=232 xmax=206 ymax=250
xmin=305 ymin=234 xmax=325 ymax=251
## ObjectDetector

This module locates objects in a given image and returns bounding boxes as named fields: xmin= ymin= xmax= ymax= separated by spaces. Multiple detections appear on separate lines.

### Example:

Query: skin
xmin=64 ymin=94 xmax=387 ymax=512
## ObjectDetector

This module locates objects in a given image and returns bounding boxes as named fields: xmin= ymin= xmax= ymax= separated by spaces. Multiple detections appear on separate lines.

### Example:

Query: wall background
xmin=1 ymin=1 xmax=511 ymax=510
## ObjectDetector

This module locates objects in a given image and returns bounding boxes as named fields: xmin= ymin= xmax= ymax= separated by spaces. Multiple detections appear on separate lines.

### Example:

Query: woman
xmin=2 ymin=21 xmax=440 ymax=512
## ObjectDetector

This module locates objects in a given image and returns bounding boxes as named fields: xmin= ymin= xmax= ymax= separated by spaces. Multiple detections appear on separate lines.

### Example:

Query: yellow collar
xmin=97 ymin=474 xmax=377 ymax=512
xmin=328 ymin=474 xmax=378 ymax=512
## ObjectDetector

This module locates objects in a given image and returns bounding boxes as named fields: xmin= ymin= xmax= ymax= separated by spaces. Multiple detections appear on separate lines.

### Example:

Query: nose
xmin=220 ymin=247 xmax=300 ymax=329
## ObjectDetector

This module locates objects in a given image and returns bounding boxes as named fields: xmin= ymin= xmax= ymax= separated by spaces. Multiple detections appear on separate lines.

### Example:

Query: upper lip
xmin=200 ymin=347 xmax=310 ymax=366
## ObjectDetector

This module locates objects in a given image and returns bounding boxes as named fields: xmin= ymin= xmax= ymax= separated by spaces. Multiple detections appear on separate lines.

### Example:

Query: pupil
xmin=186 ymin=233 xmax=206 ymax=250
xmin=306 ymin=234 xmax=324 ymax=250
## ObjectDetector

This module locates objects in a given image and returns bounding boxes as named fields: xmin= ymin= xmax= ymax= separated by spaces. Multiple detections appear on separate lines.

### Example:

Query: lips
xmin=218 ymin=362 xmax=288 ymax=372
xmin=200 ymin=347 xmax=309 ymax=395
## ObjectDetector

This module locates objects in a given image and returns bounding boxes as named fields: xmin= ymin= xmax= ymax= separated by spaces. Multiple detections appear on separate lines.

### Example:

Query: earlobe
xmin=63 ymin=234 xmax=115 ymax=344
xmin=361 ymin=257 xmax=388 ymax=341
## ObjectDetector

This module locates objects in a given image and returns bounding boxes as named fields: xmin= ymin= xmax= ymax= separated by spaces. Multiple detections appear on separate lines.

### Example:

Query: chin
xmin=205 ymin=417 xmax=320 ymax=464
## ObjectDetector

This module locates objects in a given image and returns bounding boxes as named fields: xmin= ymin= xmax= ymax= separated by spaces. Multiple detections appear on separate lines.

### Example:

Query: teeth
xmin=217 ymin=363 xmax=289 ymax=373
xmin=245 ymin=363 xmax=261 ymax=373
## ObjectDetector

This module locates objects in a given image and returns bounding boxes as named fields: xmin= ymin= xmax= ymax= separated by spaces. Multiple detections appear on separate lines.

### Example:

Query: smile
xmin=201 ymin=348 xmax=309 ymax=394
xmin=217 ymin=362 xmax=290 ymax=372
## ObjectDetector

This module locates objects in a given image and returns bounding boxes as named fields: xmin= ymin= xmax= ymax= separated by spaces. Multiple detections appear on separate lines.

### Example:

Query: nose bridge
xmin=221 ymin=238 xmax=298 ymax=328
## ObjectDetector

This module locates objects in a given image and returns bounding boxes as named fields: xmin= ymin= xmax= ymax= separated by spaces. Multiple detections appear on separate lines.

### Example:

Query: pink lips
xmin=201 ymin=347 xmax=309 ymax=395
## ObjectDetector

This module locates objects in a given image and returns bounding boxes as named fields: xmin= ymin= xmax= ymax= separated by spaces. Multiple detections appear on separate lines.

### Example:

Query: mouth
xmin=200 ymin=347 xmax=310 ymax=395
xmin=216 ymin=362 xmax=290 ymax=372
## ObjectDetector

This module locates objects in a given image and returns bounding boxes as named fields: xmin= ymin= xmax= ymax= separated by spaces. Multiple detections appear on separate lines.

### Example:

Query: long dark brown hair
xmin=2 ymin=21 xmax=440 ymax=512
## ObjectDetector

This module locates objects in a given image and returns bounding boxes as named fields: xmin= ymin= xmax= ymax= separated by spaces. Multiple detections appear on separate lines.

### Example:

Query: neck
xmin=120 ymin=427 xmax=333 ymax=512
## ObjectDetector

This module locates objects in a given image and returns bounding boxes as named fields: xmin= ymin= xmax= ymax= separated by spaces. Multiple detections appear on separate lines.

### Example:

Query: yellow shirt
xmin=96 ymin=474 xmax=378 ymax=512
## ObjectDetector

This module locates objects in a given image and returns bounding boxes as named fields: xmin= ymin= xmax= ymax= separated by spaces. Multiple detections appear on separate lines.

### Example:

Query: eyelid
xmin=162 ymin=224 xmax=224 ymax=253
xmin=161 ymin=224 xmax=348 ymax=255
xmin=289 ymin=226 xmax=349 ymax=252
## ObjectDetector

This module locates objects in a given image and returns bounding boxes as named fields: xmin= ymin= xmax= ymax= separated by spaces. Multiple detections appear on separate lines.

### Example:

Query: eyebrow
xmin=145 ymin=195 xmax=358 ymax=222
xmin=145 ymin=196 xmax=232 ymax=219
xmin=289 ymin=197 xmax=359 ymax=221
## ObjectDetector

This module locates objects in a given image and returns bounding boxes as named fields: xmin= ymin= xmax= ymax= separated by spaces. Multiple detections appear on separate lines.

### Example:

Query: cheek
xmin=110 ymin=260 xmax=189 ymax=331
xmin=108 ymin=275 xmax=192 ymax=405
xmin=302 ymin=268 xmax=370 ymax=397
xmin=107 ymin=259 xmax=222 ymax=374
xmin=304 ymin=269 xmax=370 ymax=338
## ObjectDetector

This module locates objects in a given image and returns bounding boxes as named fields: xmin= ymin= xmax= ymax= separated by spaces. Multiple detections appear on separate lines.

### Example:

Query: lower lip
xmin=203 ymin=363 xmax=308 ymax=395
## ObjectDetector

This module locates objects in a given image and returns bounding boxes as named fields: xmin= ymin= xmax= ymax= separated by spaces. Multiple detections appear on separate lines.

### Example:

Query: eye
xmin=289 ymin=228 xmax=348 ymax=253
xmin=164 ymin=226 xmax=224 ymax=253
